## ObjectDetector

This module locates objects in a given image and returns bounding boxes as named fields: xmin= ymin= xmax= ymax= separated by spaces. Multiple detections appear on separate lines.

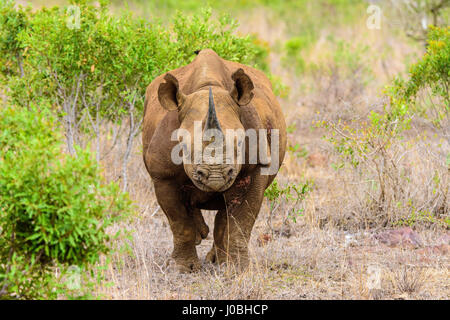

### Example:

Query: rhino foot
xmin=171 ymin=242 xmax=201 ymax=273
xmin=205 ymin=247 xmax=217 ymax=264
xmin=205 ymin=245 xmax=228 ymax=265
xmin=177 ymin=259 xmax=201 ymax=273
xmin=168 ymin=255 xmax=201 ymax=273
xmin=206 ymin=244 xmax=250 ymax=272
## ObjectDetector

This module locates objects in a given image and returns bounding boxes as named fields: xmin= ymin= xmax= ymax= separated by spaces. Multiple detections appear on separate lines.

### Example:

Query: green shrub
xmin=0 ymin=104 xmax=132 ymax=299
xmin=393 ymin=26 xmax=449 ymax=128
xmin=283 ymin=35 xmax=315 ymax=74
xmin=0 ymin=0 xmax=29 ymax=78
xmin=171 ymin=8 xmax=270 ymax=72
xmin=264 ymin=179 xmax=313 ymax=229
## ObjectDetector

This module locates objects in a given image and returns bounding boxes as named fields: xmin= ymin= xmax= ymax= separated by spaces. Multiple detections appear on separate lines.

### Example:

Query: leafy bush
xmin=283 ymin=35 xmax=315 ymax=74
xmin=0 ymin=0 xmax=29 ymax=78
xmin=0 ymin=104 xmax=132 ymax=299
xmin=393 ymin=26 xmax=449 ymax=128
xmin=171 ymin=9 xmax=270 ymax=72
xmin=264 ymin=179 xmax=313 ymax=234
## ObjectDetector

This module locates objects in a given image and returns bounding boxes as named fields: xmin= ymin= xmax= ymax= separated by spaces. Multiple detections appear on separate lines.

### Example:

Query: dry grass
xmin=92 ymin=193 xmax=449 ymax=299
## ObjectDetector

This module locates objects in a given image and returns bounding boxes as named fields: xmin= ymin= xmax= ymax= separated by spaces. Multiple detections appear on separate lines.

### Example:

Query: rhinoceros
xmin=142 ymin=49 xmax=286 ymax=272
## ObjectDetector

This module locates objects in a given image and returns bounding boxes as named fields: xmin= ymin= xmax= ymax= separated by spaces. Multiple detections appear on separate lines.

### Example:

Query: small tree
xmin=0 ymin=103 xmax=132 ymax=299
xmin=0 ymin=0 xmax=29 ymax=78
xmin=264 ymin=179 xmax=313 ymax=235
xmin=394 ymin=25 xmax=449 ymax=132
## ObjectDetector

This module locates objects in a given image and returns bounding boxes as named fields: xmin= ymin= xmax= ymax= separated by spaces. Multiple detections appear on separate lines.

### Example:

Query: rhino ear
xmin=230 ymin=68 xmax=254 ymax=106
xmin=158 ymin=73 xmax=186 ymax=111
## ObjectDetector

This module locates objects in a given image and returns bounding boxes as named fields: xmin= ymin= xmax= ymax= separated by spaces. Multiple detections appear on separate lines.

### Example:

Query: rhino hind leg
xmin=206 ymin=209 xmax=228 ymax=264
xmin=191 ymin=208 xmax=209 ymax=245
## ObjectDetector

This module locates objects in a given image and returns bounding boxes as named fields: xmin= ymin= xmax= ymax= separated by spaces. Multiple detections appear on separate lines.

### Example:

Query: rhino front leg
xmin=154 ymin=179 xmax=200 ymax=272
xmin=208 ymin=172 xmax=268 ymax=270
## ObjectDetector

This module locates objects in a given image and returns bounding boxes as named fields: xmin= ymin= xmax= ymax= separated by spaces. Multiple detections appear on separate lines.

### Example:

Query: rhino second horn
xmin=204 ymin=87 xmax=223 ymax=133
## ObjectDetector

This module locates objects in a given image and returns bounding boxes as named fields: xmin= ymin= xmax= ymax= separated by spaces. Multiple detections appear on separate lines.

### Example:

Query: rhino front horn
xmin=204 ymin=87 xmax=223 ymax=133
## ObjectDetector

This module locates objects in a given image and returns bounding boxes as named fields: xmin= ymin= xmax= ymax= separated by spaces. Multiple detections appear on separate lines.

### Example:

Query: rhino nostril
xmin=225 ymin=167 xmax=235 ymax=178
xmin=195 ymin=168 xmax=209 ymax=180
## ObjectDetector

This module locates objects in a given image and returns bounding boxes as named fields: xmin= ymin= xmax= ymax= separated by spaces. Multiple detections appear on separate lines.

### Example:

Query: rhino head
xmin=158 ymin=69 xmax=255 ymax=192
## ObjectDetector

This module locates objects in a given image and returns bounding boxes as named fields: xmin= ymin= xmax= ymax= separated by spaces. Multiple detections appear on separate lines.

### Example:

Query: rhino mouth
xmin=191 ymin=178 xmax=236 ymax=193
